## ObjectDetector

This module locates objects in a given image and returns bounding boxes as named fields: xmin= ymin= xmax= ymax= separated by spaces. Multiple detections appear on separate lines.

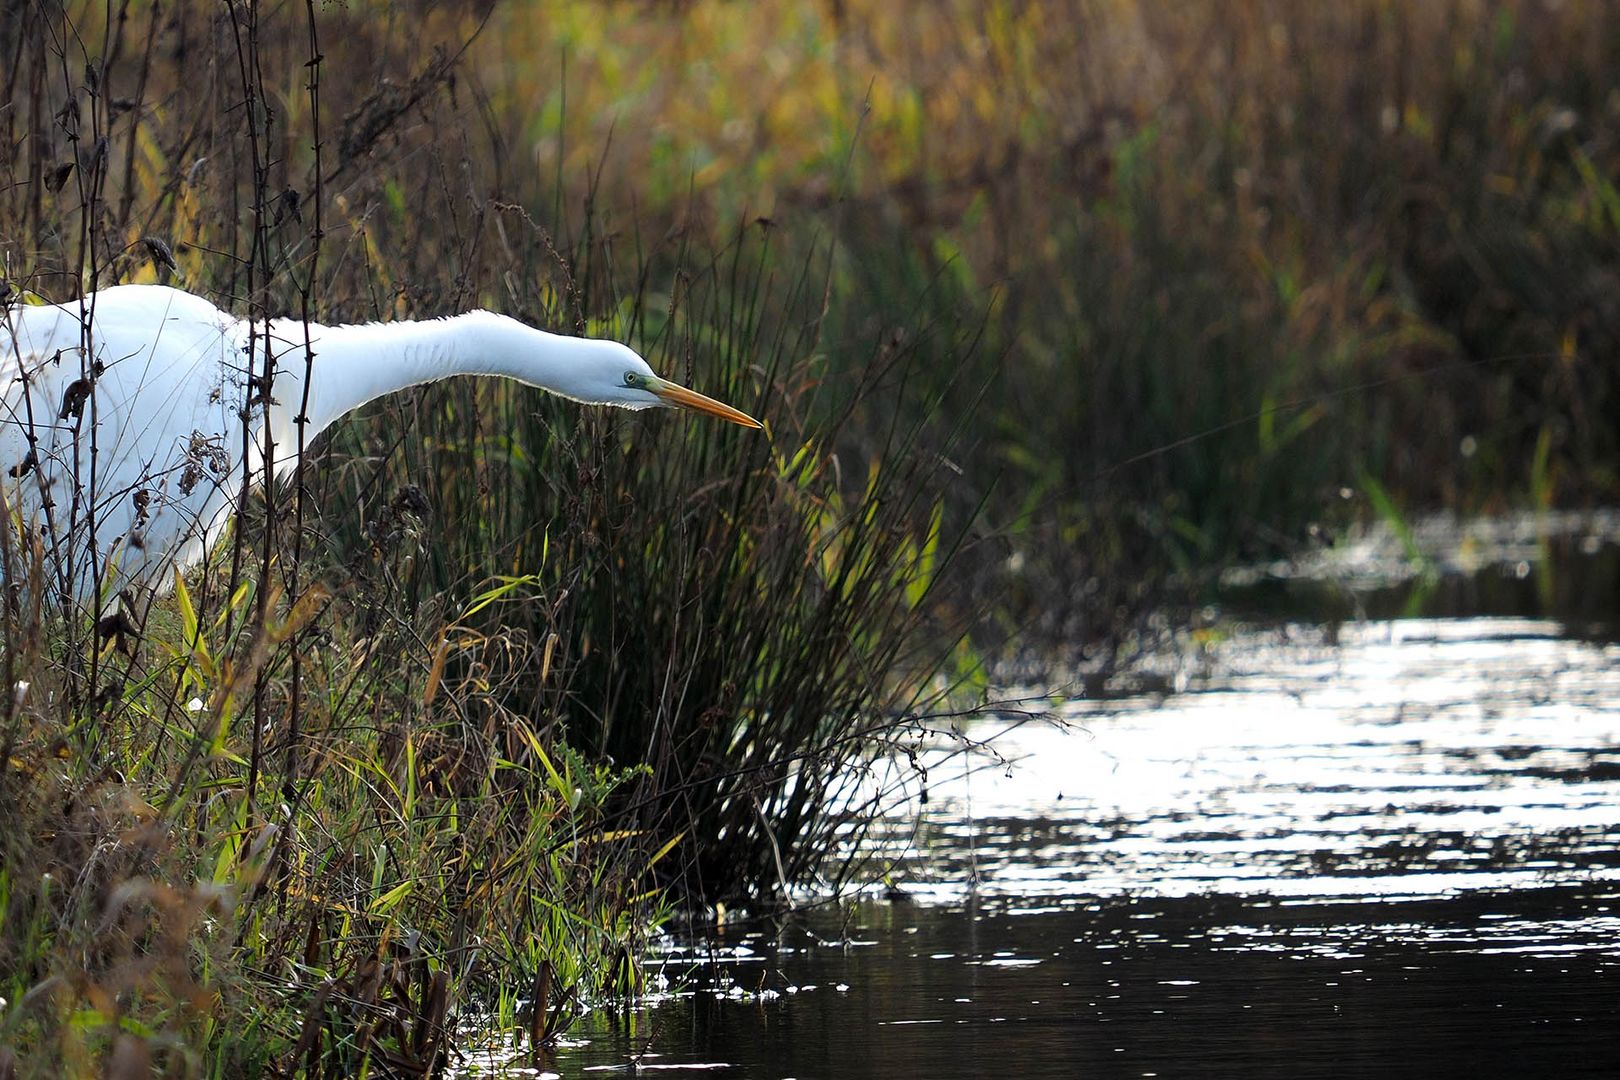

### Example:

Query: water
xmin=875 ymin=620 xmax=1620 ymax=904
xmin=462 ymin=521 xmax=1620 ymax=1077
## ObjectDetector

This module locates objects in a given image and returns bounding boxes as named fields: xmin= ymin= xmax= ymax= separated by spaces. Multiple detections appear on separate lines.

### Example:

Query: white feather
xmin=0 ymin=284 xmax=710 ymax=605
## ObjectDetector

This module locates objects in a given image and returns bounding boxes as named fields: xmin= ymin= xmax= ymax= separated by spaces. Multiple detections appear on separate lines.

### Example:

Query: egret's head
xmin=585 ymin=341 xmax=762 ymax=428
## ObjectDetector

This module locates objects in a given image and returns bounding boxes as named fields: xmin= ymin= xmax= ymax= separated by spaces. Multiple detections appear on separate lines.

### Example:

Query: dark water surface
xmin=558 ymin=885 xmax=1619 ymax=1078
xmin=460 ymin=528 xmax=1620 ymax=1077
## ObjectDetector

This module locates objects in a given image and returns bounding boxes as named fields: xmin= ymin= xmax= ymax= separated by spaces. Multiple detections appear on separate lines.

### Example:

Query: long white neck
xmin=260 ymin=311 xmax=627 ymax=471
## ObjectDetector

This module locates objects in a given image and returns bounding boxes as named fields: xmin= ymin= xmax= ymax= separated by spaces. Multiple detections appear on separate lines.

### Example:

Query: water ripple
xmin=872 ymin=618 xmax=1620 ymax=904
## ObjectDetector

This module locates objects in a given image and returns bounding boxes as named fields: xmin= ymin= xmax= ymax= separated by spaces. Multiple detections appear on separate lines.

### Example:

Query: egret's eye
xmin=623 ymin=371 xmax=642 ymax=388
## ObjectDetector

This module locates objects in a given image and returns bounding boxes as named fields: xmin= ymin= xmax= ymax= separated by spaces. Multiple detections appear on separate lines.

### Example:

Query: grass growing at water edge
xmin=0 ymin=557 xmax=680 ymax=1072
xmin=0 ymin=2 xmax=978 ymax=1072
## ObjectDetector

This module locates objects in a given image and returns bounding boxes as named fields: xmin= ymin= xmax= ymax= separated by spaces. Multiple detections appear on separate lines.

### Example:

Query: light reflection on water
xmin=468 ymin=617 xmax=1620 ymax=1078
xmin=871 ymin=618 xmax=1620 ymax=905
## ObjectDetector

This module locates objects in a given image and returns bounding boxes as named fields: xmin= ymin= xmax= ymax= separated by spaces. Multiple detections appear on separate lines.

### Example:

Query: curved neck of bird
xmin=262 ymin=311 xmax=607 ymax=474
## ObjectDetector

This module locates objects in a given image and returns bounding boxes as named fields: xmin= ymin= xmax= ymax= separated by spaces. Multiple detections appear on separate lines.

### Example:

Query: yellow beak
xmin=647 ymin=376 xmax=763 ymax=429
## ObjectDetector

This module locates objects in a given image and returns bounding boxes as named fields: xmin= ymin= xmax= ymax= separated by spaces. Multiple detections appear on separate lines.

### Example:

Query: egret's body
xmin=0 ymin=284 xmax=759 ymax=605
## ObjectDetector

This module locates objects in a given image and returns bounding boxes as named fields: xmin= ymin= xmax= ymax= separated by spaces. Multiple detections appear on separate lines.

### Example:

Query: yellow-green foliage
xmin=0 ymin=568 xmax=665 ymax=1075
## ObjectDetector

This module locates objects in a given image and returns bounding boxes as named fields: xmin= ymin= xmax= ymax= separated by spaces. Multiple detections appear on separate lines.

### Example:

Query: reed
xmin=314 ymin=217 xmax=978 ymax=900
xmin=0 ymin=550 xmax=692 ymax=1072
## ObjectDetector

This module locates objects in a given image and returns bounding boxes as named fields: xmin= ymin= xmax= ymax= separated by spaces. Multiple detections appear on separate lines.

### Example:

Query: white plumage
xmin=0 ymin=284 xmax=760 ymax=606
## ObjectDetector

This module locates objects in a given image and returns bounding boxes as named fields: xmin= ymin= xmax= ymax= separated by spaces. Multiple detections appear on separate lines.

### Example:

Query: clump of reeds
xmin=0 ymin=548 xmax=679 ymax=1073
xmin=312 ymin=214 xmax=978 ymax=901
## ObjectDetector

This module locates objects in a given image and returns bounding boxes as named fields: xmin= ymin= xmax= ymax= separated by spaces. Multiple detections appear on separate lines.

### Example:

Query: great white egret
xmin=1 ymin=284 xmax=761 ymax=606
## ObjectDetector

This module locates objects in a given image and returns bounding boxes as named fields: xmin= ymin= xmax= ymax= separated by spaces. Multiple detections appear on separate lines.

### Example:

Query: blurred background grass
xmin=12 ymin=0 xmax=1613 ymax=642
xmin=3 ymin=0 xmax=1618 ymax=1071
